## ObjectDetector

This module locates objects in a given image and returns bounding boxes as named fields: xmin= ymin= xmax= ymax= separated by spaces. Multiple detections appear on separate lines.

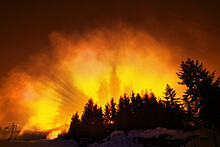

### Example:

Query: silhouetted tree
xmin=80 ymin=98 xmax=104 ymax=140
xmin=81 ymin=99 xmax=94 ymax=126
xmin=149 ymin=92 xmax=164 ymax=128
xmin=199 ymin=74 xmax=220 ymax=129
xmin=163 ymin=84 xmax=178 ymax=108
xmin=142 ymin=92 xmax=151 ymax=128
xmin=177 ymin=58 xmax=220 ymax=128
xmin=68 ymin=112 xmax=81 ymax=139
xmin=115 ymin=94 xmax=132 ymax=130
xmin=93 ymin=105 xmax=105 ymax=140
xmin=130 ymin=92 xmax=144 ymax=129
xmin=110 ymin=98 xmax=117 ymax=124
xmin=142 ymin=92 xmax=162 ymax=128
xmin=162 ymin=85 xmax=187 ymax=129
xmin=104 ymin=98 xmax=117 ymax=135
xmin=104 ymin=98 xmax=117 ymax=126
xmin=104 ymin=102 xmax=111 ymax=125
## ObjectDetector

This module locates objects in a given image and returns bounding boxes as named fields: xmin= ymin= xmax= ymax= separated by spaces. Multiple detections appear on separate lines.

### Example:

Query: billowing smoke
xmin=0 ymin=24 xmax=209 ymax=134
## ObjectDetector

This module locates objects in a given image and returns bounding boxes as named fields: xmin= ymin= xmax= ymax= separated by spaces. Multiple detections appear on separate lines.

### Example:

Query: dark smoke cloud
xmin=0 ymin=1 xmax=219 ymax=78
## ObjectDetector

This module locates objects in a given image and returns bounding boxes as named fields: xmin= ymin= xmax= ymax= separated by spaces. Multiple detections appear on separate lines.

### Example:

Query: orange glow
xmin=46 ymin=130 xmax=61 ymax=140
xmin=0 ymin=26 xmax=185 ymax=134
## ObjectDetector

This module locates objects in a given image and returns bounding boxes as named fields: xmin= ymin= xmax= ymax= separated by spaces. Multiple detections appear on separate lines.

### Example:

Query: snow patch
xmin=88 ymin=127 xmax=220 ymax=147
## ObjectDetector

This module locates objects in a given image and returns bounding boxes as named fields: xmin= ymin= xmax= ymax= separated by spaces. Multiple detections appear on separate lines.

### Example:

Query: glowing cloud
xmin=0 ymin=25 xmax=184 ymax=131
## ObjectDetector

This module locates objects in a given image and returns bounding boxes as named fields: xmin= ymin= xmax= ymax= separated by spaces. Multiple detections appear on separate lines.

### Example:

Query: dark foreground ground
xmin=0 ymin=139 xmax=77 ymax=147
xmin=0 ymin=127 xmax=220 ymax=147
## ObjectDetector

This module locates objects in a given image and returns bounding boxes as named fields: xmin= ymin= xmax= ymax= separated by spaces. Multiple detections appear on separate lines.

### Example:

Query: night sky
xmin=0 ymin=1 xmax=219 ymax=78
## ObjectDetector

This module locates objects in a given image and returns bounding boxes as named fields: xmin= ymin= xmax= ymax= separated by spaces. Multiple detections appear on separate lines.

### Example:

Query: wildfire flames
xmin=0 ymin=26 xmax=184 ymax=139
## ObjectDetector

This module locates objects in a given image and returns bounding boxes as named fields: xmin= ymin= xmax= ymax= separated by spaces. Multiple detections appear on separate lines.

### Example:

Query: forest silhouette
xmin=62 ymin=58 xmax=220 ymax=143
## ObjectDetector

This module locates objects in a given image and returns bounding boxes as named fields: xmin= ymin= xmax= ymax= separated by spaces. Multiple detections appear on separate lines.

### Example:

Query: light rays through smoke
xmin=0 ymin=26 xmax=184 ymax=132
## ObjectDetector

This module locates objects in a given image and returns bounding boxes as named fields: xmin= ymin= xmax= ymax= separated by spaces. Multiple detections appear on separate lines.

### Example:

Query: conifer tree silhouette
xmin=163 ymin=84 xmax=178 ymax=108
xmin=177 ymin=58 xmax=220 ymax=128
xmin=115 ymin=94 xmax=132 ymax=130
xmin=110 ymin=98 xmax=117 ymax=124
xmin=68 ymin=112 xmax=80 ymax=139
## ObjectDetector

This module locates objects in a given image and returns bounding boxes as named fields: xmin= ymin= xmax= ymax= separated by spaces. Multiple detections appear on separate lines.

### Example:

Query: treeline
xmin=63 ymin=58 xmax=220 ymax=142
xmin=66 ymin=89 xmax=185 ymax=141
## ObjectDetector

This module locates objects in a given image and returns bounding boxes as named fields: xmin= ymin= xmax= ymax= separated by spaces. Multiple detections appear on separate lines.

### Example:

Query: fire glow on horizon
xmin=0 ymin=26 xmax=184 ymax=134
